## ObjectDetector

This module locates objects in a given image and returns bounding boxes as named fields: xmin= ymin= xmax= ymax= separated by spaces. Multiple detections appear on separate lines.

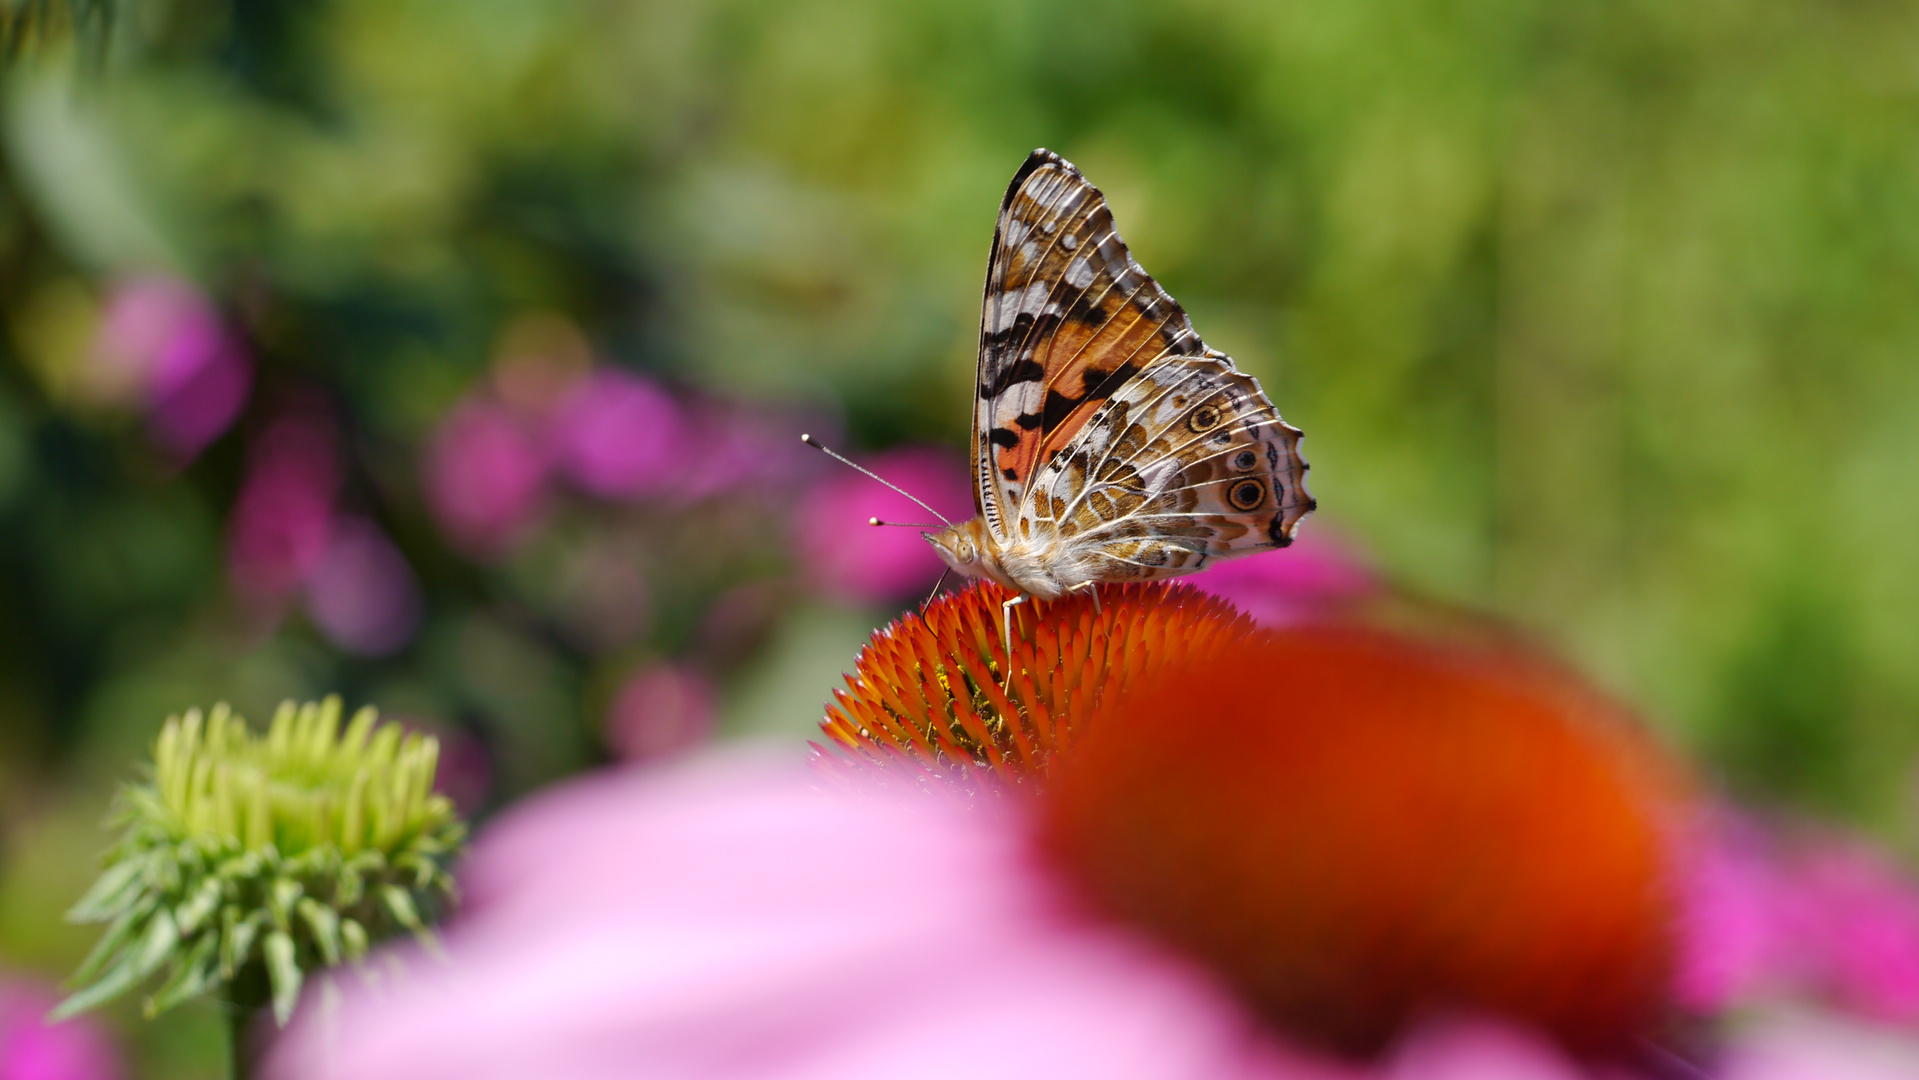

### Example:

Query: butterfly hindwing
xmin=974 ymin=149 xmax=1209 ymax=543
xmin=1018 ymin=354 xmax=1313 ymax=579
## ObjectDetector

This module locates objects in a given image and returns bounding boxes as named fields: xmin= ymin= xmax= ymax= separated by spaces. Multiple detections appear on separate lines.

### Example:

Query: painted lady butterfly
xmin=922 ymin=149 xmax=1315 ymax=640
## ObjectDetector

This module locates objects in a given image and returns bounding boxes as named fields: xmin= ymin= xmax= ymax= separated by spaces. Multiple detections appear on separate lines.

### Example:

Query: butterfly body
xmin=927 ymin=516 xmax=1084 ymax=600
xmin=928 ymin=149 xmax=1314 ymax=606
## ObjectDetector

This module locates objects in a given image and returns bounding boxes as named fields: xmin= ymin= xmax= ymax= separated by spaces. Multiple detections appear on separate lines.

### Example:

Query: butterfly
xmin=925 ymin=149 xmax=1314 ymax=647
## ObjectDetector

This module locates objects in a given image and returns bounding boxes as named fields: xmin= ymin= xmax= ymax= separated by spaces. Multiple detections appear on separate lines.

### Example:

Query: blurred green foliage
xmin=4 ymin=0 xmax=1919 ymax=1073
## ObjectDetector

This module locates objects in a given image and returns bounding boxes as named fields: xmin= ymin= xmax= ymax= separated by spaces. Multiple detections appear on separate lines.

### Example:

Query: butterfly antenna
xmin=921 ymin=567 xmax=950 ymax=611
xmin=799 ymin=434 xmax=952 ymax=527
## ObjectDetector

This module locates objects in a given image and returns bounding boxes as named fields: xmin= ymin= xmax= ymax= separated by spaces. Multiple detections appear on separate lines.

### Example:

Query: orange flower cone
xmin=818 ymin=581 xmax=1260 ymax=786
xmin=820 ymin=581 xmax=1692 ymax=1063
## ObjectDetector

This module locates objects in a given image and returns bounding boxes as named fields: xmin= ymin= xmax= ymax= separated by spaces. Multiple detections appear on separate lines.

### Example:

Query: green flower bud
xmin=57 ymin=697 xmax=468 ymax=1027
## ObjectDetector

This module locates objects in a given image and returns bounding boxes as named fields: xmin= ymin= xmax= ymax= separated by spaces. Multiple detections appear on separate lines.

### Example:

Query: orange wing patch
xmin=973 ymin=150 xmax=1212 ymax=541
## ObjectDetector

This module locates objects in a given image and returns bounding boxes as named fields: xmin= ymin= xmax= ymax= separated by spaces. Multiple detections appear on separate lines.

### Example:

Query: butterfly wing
xmin=973 ymin=149 xmax=1210 ymax=544
xmin=1018 ymin=348 xmax=1314 ymax=581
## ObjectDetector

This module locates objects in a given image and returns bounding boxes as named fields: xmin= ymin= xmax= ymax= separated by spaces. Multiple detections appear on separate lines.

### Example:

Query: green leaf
xmin=263 ymin=929 xmax=303 ymax=1026
xmin=220 ymin=908 xmax=264 ymax=978
xmin=67 ymin=853 xmax=149 ymax=923
xmin=50 ymin=948 xmax=143 ymax=1020
xmin=296 ymin=898 xmax=341 ymax=966
xmin=379 ymin=885 xmax=423 ymax=932
xmin=267 ymin=877 xmax=303 ymax=930
xmin=143 ymin=932 xmax=218 ymax=1017
xmin=380 ymin=887 xmax=443 ymax=958
xmin=333 ymin=866 xmax=363 ymax=908
xmin=128 ymin=909 xmax=180 ymax=981
xmin=339 ymin=918 xmax=369 ymax=963
xmin=394 ymin=852 xmax=437 ymax=890
xmin=67 ymin=892 xmax=157 ymax=986
xmin=52 ymin=907 xmax=176 ymax=1019
xmin=284 ymin=847 xmax=335 ymax=878
xmin=173 ymin=877 xmax=223 ymax=936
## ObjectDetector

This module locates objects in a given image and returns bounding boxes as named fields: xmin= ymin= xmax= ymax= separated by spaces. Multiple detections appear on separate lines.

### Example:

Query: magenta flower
xmin=792 ymin=445 xmax=973 ymax=603
xmin=0 ymin=978 xmax=122 ymax=1080
xmin=1679 ymin=814 xmax=1919 ymax=1023
xmin=667 ymin=402 xmax=813 ymax=504
xmin=227 ymin=414 xmax=340 ymax=602
xmin=422 ymin=398 xmax=550 ymax=557
xmin=92 ymin=275 xmax=251 ymax=461
xmin=302 ymin=517 xmax=424 ymax=656
xmin=549 ymin=369 xmax=683 ymax=500
xmin=1190 ymin=526 xmax=1377 ymax=626
xmin=603 ymin=662 xmax=717 ymax=762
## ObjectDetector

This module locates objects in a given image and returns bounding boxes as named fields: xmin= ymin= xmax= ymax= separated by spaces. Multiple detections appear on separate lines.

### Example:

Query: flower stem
xmin=224 ymin=962 xmax=271 ymax=1080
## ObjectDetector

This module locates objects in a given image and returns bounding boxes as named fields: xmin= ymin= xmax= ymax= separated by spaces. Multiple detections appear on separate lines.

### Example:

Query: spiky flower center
xmin=819 ymin=581 xmax=1259 ymax=786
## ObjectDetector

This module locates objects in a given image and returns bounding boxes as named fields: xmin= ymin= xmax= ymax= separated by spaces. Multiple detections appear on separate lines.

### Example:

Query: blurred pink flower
xmin=227 ymin=413 xmax=339 ymax=601
xmin=1190 ymin=527 xmax=1377 ymax=626
xmin=267 ymin=756 xmax=1919 ymax=1080
xmin=793 ymin=446 xmax=973 ymax=603
xmin=1798 ymin=844 xmax=1919 ymax=1022
xmin=668 ymin=402 xmax=813 ymax=504
xmin=0 ymin=978 xmax=122 ymax=1080
xmin=1679 ymin=815 xmax=1919 ymax=1023
xmin=422 ymin=398 xmax=550 ymax=556
xmin=302 ymin=517 xmax=423 ymax=656
xmin=93 ymin=275 xmax=251 ymax=460
xmin=1717 ymin=1013 xmax=1919 ymax=1080
xmin=604 ymin=663 xmax=716 ymax=762
xmin=550 ymin=369 xmax=682 ymax=499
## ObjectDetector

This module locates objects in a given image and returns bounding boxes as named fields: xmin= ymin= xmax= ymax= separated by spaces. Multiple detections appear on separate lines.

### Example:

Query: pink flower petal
xmin=303 ymin=518 xmax=423 ymax=656
xmin=1189 ymin=527 xmax=1376 ymax=627
xmin=422 ymin=399 xmax=550 ymax=556
xmin=1719 ymin=1013 xmax=1919 ymax=1080
xmin=93 ymin=275 xmax=251 ymax=460
xmin=550 ymin=369 xmax=682 ymax=499
xmin=271 ymin=756 xmax=1345 ymax=1080
xmin=0 ymin=979 xmax=123 ymax=1080
xmin=793 ymin=447 xmax=972 ymax=604
xmin=227 ymin=414 xmax=340 ymax=601
xmin=604 ymin=663 xmax=716 ymax=762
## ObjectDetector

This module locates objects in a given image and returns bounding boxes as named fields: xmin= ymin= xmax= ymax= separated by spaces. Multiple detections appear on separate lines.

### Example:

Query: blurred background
xmin=2 ymin=0 xmax=1918 ymax=1074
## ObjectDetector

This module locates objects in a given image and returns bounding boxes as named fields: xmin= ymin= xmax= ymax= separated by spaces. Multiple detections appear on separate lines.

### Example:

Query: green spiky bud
xmin=56 ymin=697 xmax=468 ymax=1027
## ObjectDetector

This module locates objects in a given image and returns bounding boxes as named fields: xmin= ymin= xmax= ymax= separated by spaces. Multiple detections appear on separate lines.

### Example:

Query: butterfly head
xmin=926 ymin=518 xmax=999 ymax=582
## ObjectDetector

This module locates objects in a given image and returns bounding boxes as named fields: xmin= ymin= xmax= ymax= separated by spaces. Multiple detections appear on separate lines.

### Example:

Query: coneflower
xmin=58 ymin=697 xmax=466 ymax=1059
xmin=821 ymin=580 xmax=1691 ymax=1064
xmin=265 ymin=582 xmax=1919 ymax=1080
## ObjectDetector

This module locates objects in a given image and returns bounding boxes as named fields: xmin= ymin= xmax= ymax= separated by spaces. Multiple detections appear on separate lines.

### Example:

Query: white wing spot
xmin=1019 ymin=279 xmax=1051 ymax=315
xmin=1064 ymin=257 xmax=1095 ymax=289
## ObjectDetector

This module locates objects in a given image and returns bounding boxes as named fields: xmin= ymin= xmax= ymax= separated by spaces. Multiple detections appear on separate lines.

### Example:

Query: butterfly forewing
xmin=974 ymin=150 xmax=1212 ymax=543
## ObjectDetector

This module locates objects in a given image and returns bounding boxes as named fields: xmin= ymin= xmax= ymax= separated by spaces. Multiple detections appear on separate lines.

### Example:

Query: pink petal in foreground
xmin=1718 ymin=1013 xmax=1919 ymax=1080
xmin=268 ymin=755 xmax=1345 ymax=1080
xmin=268 ymin=752 xmax=1919 ymax=1080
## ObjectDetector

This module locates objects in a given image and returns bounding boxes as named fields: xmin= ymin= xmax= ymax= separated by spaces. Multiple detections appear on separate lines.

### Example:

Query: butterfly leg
xmin=1069 ymin=580 xmax=1102 ymax=615
xmin=999 ymin=593 xmax=1027 ymax=688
